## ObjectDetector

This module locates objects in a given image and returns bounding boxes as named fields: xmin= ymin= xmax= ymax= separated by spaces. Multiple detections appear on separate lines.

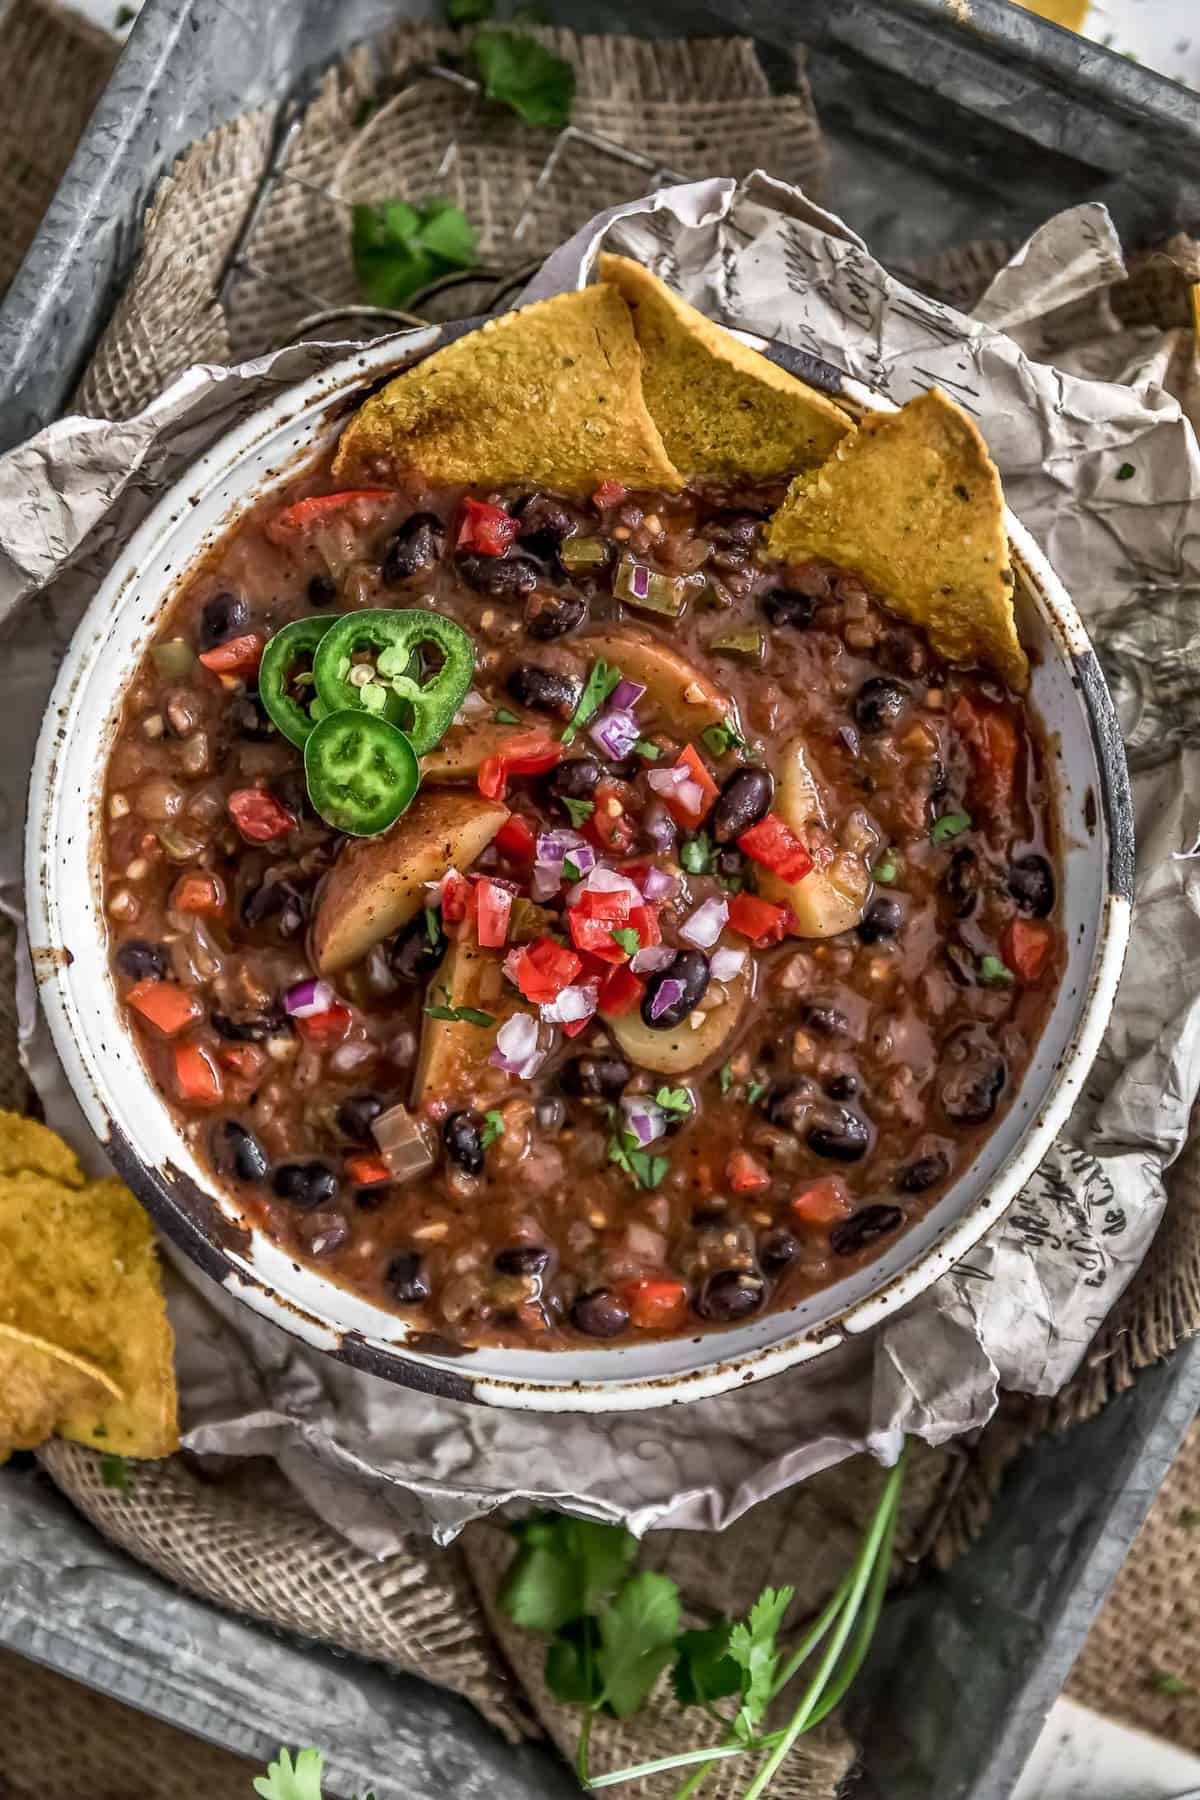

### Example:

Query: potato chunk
xmin=610 ymin=960 xmax=751 ymax=1075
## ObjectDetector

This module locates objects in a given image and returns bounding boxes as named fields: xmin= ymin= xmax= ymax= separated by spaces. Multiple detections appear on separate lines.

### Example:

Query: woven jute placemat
xmin=3 ymin=2 xmax=1200 ymax=1791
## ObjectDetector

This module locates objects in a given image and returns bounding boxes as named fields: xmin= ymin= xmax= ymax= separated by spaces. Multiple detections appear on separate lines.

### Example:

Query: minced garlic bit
xmin=125 ymin=858 xmax=149 ymax=882
xmin=109 ymin=792 xmax=130 ymax=820
xmin=141 ymin=714 xmax=165 ymax=740
xmin=683 ymin=681 xmax=707 ymax=705
xmin=413 ymin=1220 xmax=450 ymax=1242
xmin=108 ymin=889 xmax=137 ymax=920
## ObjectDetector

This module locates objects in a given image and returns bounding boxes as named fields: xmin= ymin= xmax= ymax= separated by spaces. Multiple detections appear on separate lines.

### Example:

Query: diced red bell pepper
xmin=628 ymin=903 xmax=661 ymax=951
xmin=265 ymin=489 xmax=396 ymax=544
xmin=791 ymin=1176 xmax=853 ymax=1227
xmin=199 ymin=632 xmax=265 ymax=677
xmin=216 ymin=1043 xmax=265 ymax=1082
xmin=726 ymin=1150 xmax=771 ymax=1194
xmin=561 ymin=997 xmax=598 ymax=1039
xmin=508 ymin=936 xmax=583 ymax=1004
xmin=127 ymin=979 xmax=200 ymax=1037
xmin=478 ymin=731 xmax=562 ymax=801
xmin=622 ymin=1277 xmax=688 ymax=1330
xmin=474 ymin=877 xmax=513 ymax=949
xmin=345 ymin=1153 xmax=391 ymax=1188
xmin=170 ymin=872 xmax=226 ymax=917
xmin=227 ymin=787 xmax=295 ymax=843
xmin=592 ymin=479 xmax=628 ymax=510
xmin=440 ymin=871 xmax=471 ymax=925
xmin=495 ymin=814 xmax=537 ymax=863
xmin=663 ymin=744 xmax=719 ymax=830
xmin=584 ymin=780 xmax=638 ymax=855
xmin=174 ymin=1042 xmax=223 ymax=1105
xmin=952 ymin=693 xmax=1020 ymax=821
xmin=568 ymin=887 xmax=633 ymax=963
xmin=457 ymin=497 xmax=519 ymax=556
xmin=295 ymin=1002 xmax=353 ymax=1045
xmin=738 ymin=812 xmax=814 ymax=884
xmin=727 ymin=891 xmax=790 ymax=945
xmin=1002 ymin=918 xmax=1055 ymax=984
xmin=597 ymin=963 xmax=645 ymax=1018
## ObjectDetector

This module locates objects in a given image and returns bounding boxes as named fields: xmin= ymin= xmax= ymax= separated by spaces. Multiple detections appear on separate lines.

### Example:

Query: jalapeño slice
xmin=304 ymin=709 xmax=419 ymax=836
xmin=258 ymin=615 xmax=337 ymax=746
xmin=312 ymin=608 xmax=473 ymax=755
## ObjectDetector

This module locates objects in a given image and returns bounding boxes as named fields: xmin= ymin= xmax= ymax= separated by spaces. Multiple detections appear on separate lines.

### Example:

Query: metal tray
xmin=1 ymin=0 xmax=1197 ymax=1793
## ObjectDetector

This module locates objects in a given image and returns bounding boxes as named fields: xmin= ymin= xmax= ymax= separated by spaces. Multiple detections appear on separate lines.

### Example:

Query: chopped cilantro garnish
xmin=719 ymin=1061 xmax=733 ymax=1096
xmin=634 ymin=739 xmax=662 ymax=761
xmin=563 ymin=857 xmax=582 ymax=884
xmin=980 ymin=954 xmax=1015 ymax=987
xmin=702 ymin=720 xmax=747 ymax=758
xmin=481 ymin=1108 xmax=505 ymax=1149
xmin=654 ymin=1086 xmax=693 ymax=1118
xmin=931 ymin=811 xmax=972 ymax=845
xmin=424 ymin=905 xmax=440 ymax=945
xmin=608 ymin=1128 xmax=670 ymax=1191
xmin=1116 ymin=462 xmax=1136 ymax=481
xmin=494 ymin=705 xmax=520 ymax=725
xmin=872 ymin=853 xmax=897 ymax=884
xmin=424 ymin=992 xmax=495 ymax=1026
xmin=561 ymin=658 xmax=621 ymax=746
xmin=611 ymin=926 xmax=641 ymax=956
xmin=561 ymin=796 xmax=595 ymax=828
xmin=746 ymin=1078 xmax=769 ymax=1106
xmin=101 ymin=1454 xmax=132 ymax=1493
xmin=680 ymin=831 xmax=714 ymax=875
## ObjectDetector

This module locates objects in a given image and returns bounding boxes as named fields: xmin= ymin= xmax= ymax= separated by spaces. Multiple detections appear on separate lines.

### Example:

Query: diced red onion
xmin=540 ymin=983 xmax=598 ymax=1026
xmin=640 ymin=864 xmax=678 ymax=902
xmin=457 ymin=689 xmax=491 ymax=719
xmin=371 ymin=1103 xmax=435 ymax=1179
xmin=283 ymin=977 xmax=336 ymax=1019
xmin=489 ymin=1010 xmax=550 ymax=1078
xmin=676 ymin=779 xmax=705 ymax=817
xmin=609 ymin=678 xmax=646 ymax=712
xmin=536 ymin=829 xmax=583 ymax=865
xmin=647 ymin=764 xmax=689 ymax=796
xmin=632 ymin=943 xmax=676 ymax=974
xmin=681 ymin=896 xmax=729 ymax=950
xmin=642 ymin=805 xmax=678 ymax=855
xmin=620 ymin=1095 xmax=666 ymax=1146
xmin=531 ymin=863 xmax=563 ymax=902
xmin=588 ymin=707 xmax=641 ymax=761
xmin=629 ymin=564 xmax=651 ymax=600
xmin=648 ymin=977 xmax=685 ymax=1022
xmin=331 ymin=1041 xmax=373 ymax=1074
xmin=711 ymin=946 xmax=747 ymax=983
xmin=566 ymin=863 xmax=642 ymax=908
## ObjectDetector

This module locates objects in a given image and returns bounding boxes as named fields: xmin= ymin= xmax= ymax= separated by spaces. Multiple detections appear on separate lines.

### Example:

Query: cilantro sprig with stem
xmin=351 ymin=198 xmax=477 ymax=309
xmin=501 ymin=1444 xmax=908 ymax=1795
xmin=253 ymin=1747 xmax=375 ymax=1800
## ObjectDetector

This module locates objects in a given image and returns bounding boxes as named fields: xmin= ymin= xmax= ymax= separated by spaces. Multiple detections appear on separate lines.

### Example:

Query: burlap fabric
xmin=4 ymin=1 xmax=1200 ymax=1788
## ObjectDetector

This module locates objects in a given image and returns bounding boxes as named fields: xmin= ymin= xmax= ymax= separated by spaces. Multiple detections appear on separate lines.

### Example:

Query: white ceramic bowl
xmin=26 ymin=325 xmax=1134 ymax=1412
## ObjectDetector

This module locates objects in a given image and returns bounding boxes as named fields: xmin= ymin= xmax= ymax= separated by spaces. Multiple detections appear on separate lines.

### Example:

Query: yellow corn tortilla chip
xmin=0 ymin=1170 xmax=178 ymax=1457
xmin=598 ymin=253 xmax=855 ymax=481
xmin=766 ymin=388 xmax=1028 ymax=691
xmin=0 ymin=1325 xmax=120 ymax=1461
xmin=0 ymin=1110 xmax=85 ymax=1186
xmin=333 ymin=285 xmax=682 ymax=494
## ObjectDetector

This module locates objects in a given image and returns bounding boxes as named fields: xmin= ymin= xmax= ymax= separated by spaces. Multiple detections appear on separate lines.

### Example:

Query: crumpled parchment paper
xmin=2 ymin=173 xmax=1197 ymax=1546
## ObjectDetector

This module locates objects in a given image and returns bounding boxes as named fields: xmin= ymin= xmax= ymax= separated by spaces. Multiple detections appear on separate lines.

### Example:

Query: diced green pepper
xmin=150 ymin=637 xmax=195 ymax=677
xmin=613 ymin=558 xmax=695 ymax=618
xmin=559 ymin=535 xmax=609 ymax=571
xmin=710 ymin=629 xmax=765 ymax=661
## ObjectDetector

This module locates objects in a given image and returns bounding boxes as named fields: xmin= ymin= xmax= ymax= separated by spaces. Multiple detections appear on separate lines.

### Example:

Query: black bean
xmin=830 ymin=1205 xmax=903 ymax=1256
xmin=506 ymin=665 xmax=581 ymax=716
xmin=337 ymin=1092 xmax=384 ymax=1143
xmin=389 ymin=911 xmax=446 ymax=985
xmin=544 ymin=757 xmax=603 ymax=809
xmin=115 ymin=939 xmax=168 ymax=981
xmin=198 ymin=590 xmax=249 ymax=651
xmin=572 ymin=1289 xmax=630 ymax=1338
xmin=272 ymin=1160 xmax=339 ymax=1210
xmin=229 ymin=693 xmax=277 ymax=741
xmin=641 ymin=951 xmax=710 ymax=1031
xmin=897 ymin=1150 xmax=950 ymax=1194
xmin=382 ymin=512 xmax=444 ymax=583
xmin=691 ymin=1204 xmax=730 ymax=1227
xmin=211 ymin=1120 xmax=270 ymax=1184
xmin=824 ymin=1072 xmax=860 ymax=1100
xmin=560 ymin=1055 xmax=632 ymax=1101
xmin=294 ymin=1209 xmax=350 ymax=1257
xmin=241 ymin=878 xmax=307 ymax=940
xmin=211 ymin=1007 xmax=288 ymax=1044
xmin=457 ymin=552 xmax=538 ymax=600
xmin=1008 ymin=853 xmax=1055 ymax=918
xmin=709 ymin=514 xmax=761 ymax=550
xmin=801 ymin=1003 xmax=851 ymax=1038
xmin=941 ymin=1055 xmax=1006 ymax=1125
xmin=515 ymin=493 xmax=578 ymax=552
xmin=443 ymin=1109 xmax=485 ymax=1176
xmin=697 ymin=1270 xmax=765 ymax=1322
xmin=945 ymin=846 xmax=980 ymax=920
xmin=857 ymin=897 xmax=903 ymax=944
xmin=269 ymin=769 xmax=309 ymax=822
xmin=387 ymin=1251 xmax=430 ymax=1305
xmin=495 ymin=1245 xmax=552 ymax=1276
xmin=765 ymin=1079 xmax=818 ymax=1130
xmin=711 ymin=767 xmax=774 ymax=845
xmin=807 ymin=1107 xmax=871 ymax=1162
xmin=525 ymin=589 xmax=588 ymax=639
xmin=308 ymin=574 xmax=337 ymax=607
xmin=762 ymin=589 xmax=815 ymax=630
xmin=853 ymin=677 xmax=908 ymax=733
xmin=759 ymin=1229 xmax=801 ymax=1273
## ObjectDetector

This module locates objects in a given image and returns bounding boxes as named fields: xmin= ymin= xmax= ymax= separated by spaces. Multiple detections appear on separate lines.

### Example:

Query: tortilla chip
xmin=0 ymin=1325 xmax=119 ymax=1461
xmin=0 ymin=1110 xmax=85 ymax=1186
xmin=598 ymin=253 xmax=854 ymax=481
xmin=766 ymin=388 xmax=1028 ymax=691
xmin=333 ymin=285 xmax=682 ymax=494
xmin=0 ymin=1171 xmax=178 ymax=1457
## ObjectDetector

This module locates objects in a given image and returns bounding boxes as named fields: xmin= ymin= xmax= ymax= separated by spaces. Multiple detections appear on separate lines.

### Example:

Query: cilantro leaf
xmin=680 ymin=831 xmax=714 ymax=875
xmin=608 ymin=1132 xmax=670 ymax=1191
xmin=100 ymin=1454 xmax=132 ymax=1493
xmin=494 ymin=705 xmax=520 ymax=725
xmin=351 ymin=197 xmax=477 ymax=309
xmin=728 ymin=1585 xmax=794 ymax=1740
xmin=611 ymin=926 xmax=641 ymax=956
xmin=562 ymin=659 xmax=621 ymax=746
xmin=1116 ymin=462 xmax=1136 ymax=481
xmin=446 ymin=0 xmax=493 ymax=19
xmin=423 ymin=905 xmax=441 ymax=946
xmin=500 ymin=1514 xmax=639 ymax=1632
xmin=672 ymin=1620 xmax=741 ymax=1708
xmin=470 ymin=29 xmax=575 ymax=128
xmin=979 ymin=953 xmax=1014 ymax=987
xmin=654 ymin=1086 xmax=692 ymax=1119
xmin=563 ymin=857 xmax=582 ymax=884
xmin=872 ymin=852 xmax=897 ymax=884
xmin=746 ymin=1077 xmax=769 ymax=1106
xmin=423 ymin=1000 xmax=495 ymax=1026
xmin=545 ymin=1616 xmax=605 ymax=1706
xmin=253 ymin=1748 xmax=327 ymax=1800
xmin=634 ymin=739 xmax=662 ymax=761
xmin=596 ymin=1572 xmax=681 ymax=1718
xmin=481 ymin=1108 xmax=505 ymax=1148
xmin=930 ymin=811 xmax=972 ymax=845
xmin=702 ymin=720 xmax=747 ymax=758
xmin=562 ymin=796 xmax=595 ymax=827
xmin=719 ymin=1061 xmax=733 ymax=1096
